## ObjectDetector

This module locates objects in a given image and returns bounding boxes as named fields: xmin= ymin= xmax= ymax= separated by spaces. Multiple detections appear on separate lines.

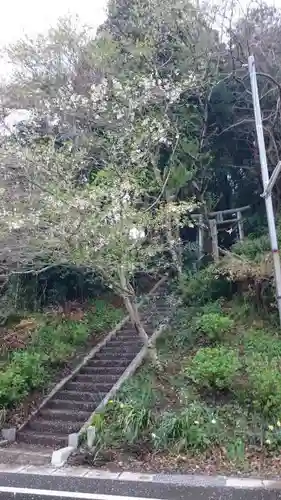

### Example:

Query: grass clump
xmin=187 ymin=346 xmax=241 ymax=390
xmin=153 ymin=403 xmax=220 ymax=452
xmin=242 ymin=329 xmax=281 ymax=360
xmin=91 ymin=373 xmax=158 ymax=448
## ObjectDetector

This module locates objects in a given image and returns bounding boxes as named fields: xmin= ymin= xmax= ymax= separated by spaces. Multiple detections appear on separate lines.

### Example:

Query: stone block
xmin=68 ymin=433 xmax=79 ymax=448
xmin=51 ymin=446 xmax=75 ymax=467
xmin=2 ymin=428 xmax=16 ymax=442
xmin=87 ymin=426 xmax=96 ymax=448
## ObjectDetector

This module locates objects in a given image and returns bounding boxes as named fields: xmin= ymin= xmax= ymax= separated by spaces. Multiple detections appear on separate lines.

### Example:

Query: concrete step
xmin=79 ymin=366 xmax=125 ymax=375
xmin=0 ymin=445 xmax=52 ymax=466
xmin=55 ymin=390 xmax=106 ymax=402
xmin=74 ymin=374 xmax=119 ymax=384
xmin=40 ymin=408 xmax=91 ymax=422
xmin=66 ymin=381 xmax=113 ymax=392
xmin=97 ymin=345 xmax=140 ymax=354
xmin=47 ymin=399 xmax=96 ymax=412
xmin=17 ymin=431 xmax=67 ymax=448
xmin=109 ymin=340 xmax=140 ymax=348
xmin=85 ymin=358 xmax=132 ymax=368
xmin=94 ymin=352 xmax=135 ymax=362
xmin=116 ymin=328 xmax=138 ymax=336
xmin=29 ymin=418 xmax=81 ymax=434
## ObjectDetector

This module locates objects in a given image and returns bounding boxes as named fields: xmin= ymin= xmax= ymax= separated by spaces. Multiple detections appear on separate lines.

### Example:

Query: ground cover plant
xmin=0 ymin=298 xmax=123 ymax=427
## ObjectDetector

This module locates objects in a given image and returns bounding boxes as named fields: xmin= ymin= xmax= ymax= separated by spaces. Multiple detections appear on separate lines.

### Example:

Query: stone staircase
xmin=0 ymin=279 xmax=172 ymax=464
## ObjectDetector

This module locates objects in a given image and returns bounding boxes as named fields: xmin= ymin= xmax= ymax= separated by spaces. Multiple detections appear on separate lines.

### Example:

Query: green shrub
xmin=0 ymin=368 xmax=28 ymax=406
xmin=243 ymin=355 xmax=281 ymax=416
xmin=11 ymin=351 xmax=47 ymax=389
xmin=187 ymin=346 xmax=241 ymax=390
xmin=201 ymin=301 xmax=223 ymax=315
xmin=59 ymin=321 xmax=89 ymax=346
xmin=153 ymin=403 xmax=221 ymax=452
xmin=85 ymin=300 xmax=123 ymax=332
xmin=118 ymin=372 xmax=159 ymax=408
xmin=0 ymin=351 xmax=47 ymax=407
xmin=194 ymin=312 xmax=234 ymax=342
xmin=179 ymin=266 xmax=233 ymax=306
xmin=263 ymin=422 xmax=281 ymax=450
xmin=47 ymin=341 xmax=74 ymax=365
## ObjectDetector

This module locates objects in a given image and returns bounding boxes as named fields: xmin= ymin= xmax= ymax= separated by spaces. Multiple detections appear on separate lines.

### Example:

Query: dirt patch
xmin=69 ymin=445 xmax=281 ymax=479
xmin=0 ymin=318 xmax=38 ymax=360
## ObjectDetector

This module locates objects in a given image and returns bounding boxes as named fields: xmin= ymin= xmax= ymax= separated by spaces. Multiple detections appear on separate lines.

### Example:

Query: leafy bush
xmin=243 ymin=355 xmax=281 ymax=416
xmin=65 ymin=322 xmax=89 ymax=345
xmin=47 ymin=341 xmax=74 ymax=365
xmin=153 ymin=403 xmax=221 ymax=452
xmin=263 ymin=421 xmax=281 ymax=450
xmin=193 ymin=312 xmax=234 ymax=342
xmin=0 ymin=368 xmax=28 ymax=406
xmin=92 ymin=398 xmax=155 ymax=447
xmin=118 ymin=372 xmax=159 ymax=408
xmin=11 ymin=351 xmax=47 ymax=389
xmin=85 ymin=300 xmax=123 ymax=333
xmin=187 ymin=346 xmax=241 ymax=390
xmin=0 ymin=351 xmax=47 ymax=406
xmin=179 ymin=266 xmax=233 ymax=306
xmin=201 ymin=300 xmax=223 ymax=315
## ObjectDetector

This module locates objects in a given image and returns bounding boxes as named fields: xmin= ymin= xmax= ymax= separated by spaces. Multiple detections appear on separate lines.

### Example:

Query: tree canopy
xmin=1 ymin=0 xmax=281 ymax=288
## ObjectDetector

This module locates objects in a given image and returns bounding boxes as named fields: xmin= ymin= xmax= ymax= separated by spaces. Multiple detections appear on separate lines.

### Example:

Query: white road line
xmin=0 ymin=486 xmax=163 ymax=500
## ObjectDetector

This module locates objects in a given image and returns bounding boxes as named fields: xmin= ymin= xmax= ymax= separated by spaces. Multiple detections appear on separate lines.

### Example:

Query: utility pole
xmin=248 ymin=55 xmax=281 ymax=325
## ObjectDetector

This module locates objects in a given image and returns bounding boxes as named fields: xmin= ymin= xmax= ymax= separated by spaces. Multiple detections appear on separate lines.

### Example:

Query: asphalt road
xmin=0 ymin=473 xmax=280 ymax=500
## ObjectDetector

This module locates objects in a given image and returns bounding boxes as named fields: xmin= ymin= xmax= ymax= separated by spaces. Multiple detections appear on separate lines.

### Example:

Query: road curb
xmin=0 ymin=464 xmax=281 ymax=490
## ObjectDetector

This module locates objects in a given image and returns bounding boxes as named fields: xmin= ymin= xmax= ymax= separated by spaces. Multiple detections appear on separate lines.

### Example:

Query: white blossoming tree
xmin=0 ymin=0 xmax=223 ymax=364
xmin=0 ymin=134 xmax=193 ymax=365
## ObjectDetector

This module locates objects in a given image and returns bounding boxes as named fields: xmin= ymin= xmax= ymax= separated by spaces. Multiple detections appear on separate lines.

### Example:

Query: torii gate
xmin=192 ymin=205 xmax=250 ymax=262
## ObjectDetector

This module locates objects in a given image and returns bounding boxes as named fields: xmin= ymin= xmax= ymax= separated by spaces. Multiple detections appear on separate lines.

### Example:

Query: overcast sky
xmin=1 ymin=0 xmax=281 ymax=48
xmin=0 ymin=0 xmax=280 ymax=77
xmin=0 ymin=0 xmax=107 ymax=78
xmin=0 ymin=0 xmax=107 ymax=46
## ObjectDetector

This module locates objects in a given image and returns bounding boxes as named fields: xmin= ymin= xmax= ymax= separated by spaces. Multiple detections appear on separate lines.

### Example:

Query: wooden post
xmin=198 ymin=214 xmax=204 ymax=262
xmin=209 ymin=219 xmax=219 ymax=262
xmin=237 ymin=211 xmax=244 ymax=241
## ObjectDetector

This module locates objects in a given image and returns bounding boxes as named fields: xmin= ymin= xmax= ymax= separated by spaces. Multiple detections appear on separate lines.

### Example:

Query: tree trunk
xmin=122 ymin=292 xmax=161 ymax=368
xmin=118 ymin=267 xmax=161 ymax=369
xmin=166 ymin=194 xmax=183 ymax=276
